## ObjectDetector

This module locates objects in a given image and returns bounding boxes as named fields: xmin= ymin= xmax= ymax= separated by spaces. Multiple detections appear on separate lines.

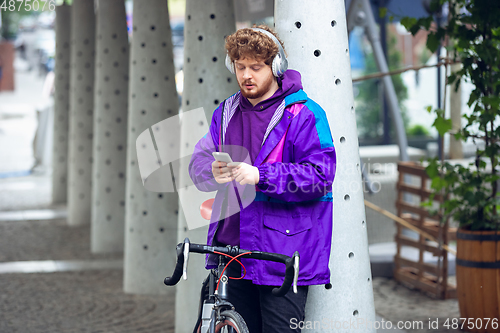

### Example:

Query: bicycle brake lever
xmin=182 ymin=239 xmax=190 ymax=280
xmin=293 ymin=253 xmax=299 ymax=294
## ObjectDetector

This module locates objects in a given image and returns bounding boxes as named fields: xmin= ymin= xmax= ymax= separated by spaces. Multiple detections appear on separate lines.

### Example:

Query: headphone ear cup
xmin=225 ymin=55 xmax=235 ymax=74
xmin=272 ymin=54 xmax=281 ymax=77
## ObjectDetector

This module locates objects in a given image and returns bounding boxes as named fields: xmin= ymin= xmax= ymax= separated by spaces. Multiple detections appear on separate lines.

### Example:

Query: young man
xmin=189 ymin=25 xmax=336 ymax=332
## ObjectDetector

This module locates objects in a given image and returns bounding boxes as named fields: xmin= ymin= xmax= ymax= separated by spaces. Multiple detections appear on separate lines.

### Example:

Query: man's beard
xmin=238 ymin=73 xmax=274 ymax=101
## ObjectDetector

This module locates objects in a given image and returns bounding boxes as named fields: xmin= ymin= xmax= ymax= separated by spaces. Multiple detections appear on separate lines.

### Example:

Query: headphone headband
xmin=250 ymin=28 xmax=286 ymax=65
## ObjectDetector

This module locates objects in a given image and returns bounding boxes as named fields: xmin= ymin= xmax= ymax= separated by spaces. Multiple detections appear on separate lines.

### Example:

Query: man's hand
xmin=212 ymin=161 xmax=234 ymax=184
xmin=228 ymin=162 xmax=260 ymax=185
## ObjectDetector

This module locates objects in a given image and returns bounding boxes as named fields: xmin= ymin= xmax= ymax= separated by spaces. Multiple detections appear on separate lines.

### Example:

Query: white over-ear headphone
xmin=225 ymin=28 xmax=288 ymax=77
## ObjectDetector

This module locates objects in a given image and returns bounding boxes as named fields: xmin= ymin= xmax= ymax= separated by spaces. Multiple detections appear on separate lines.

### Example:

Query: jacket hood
xmin=278 ymin=69 xmax=303 ymax=97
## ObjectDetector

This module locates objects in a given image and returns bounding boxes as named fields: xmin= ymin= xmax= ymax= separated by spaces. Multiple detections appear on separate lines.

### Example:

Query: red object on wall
xmin=0 ymin=42 xmax=15 ymax=92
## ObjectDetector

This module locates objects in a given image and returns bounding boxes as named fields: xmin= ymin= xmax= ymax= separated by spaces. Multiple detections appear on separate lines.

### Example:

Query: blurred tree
xmin=355 ymin=30 xmax=409 ymax=142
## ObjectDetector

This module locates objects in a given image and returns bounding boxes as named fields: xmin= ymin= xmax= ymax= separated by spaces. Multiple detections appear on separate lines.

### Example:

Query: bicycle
xmin=164 ymin=237 xmax=300 ymax=333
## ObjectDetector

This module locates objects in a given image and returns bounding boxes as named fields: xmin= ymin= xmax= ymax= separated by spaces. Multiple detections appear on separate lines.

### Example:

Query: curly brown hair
xmin=225 ymin=25 xmax=286 ymax=66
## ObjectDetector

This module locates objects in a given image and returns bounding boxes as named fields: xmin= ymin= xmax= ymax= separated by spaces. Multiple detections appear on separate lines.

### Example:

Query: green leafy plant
xmin=402 ymin=0 xmax=500 ymax=230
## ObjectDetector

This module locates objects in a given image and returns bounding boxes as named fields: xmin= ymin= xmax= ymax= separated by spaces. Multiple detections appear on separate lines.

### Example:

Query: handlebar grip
xmin=164 ymin=243 xmax=185 ymax=286
xmin=272 ymin=251 xmax=298 ymax=297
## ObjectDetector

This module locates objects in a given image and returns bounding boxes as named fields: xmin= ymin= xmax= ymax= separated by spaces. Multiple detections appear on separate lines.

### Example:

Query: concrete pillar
xmin=449 ymin=63 xmax=463 ymax=160
xmin=52 ymin=3 xmax=71 ymax=204
xmin=275 ymin=1 xmax=376 ymax=332
xmin=67 ymin=0 xmax=95 ymax=226
xmin=123 ymin=0 xmax=179 ymax=294
xmin=91 ymin=0 xmax=129 ymax=253
xmin=175 ymin=0 xmax=238 ymax=331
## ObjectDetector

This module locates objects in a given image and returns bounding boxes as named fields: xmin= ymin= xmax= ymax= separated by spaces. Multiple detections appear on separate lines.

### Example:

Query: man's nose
xmin=242 ymin=68 xmax=252 ymax=79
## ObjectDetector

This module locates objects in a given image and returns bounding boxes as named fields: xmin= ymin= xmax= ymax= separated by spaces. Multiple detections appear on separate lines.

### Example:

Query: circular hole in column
xmin=158 ymin=194 xmax=163 ymax=199
xmin=351 ymin=106 xmax=354 ymax=113
xmin=212 ymin=57 xmax=217 ymax=62
xmin=214 ymin=99 xmax=219 ymax=105
xmin=353 ymin=310 xmax=359 ymax=316
xmin=295 ymin=21 xmax=301 ymax=29
xmin=335 ymin=78 xmax=341 ymax=85
xmin=159 ymin=227 xmax=165 ymax=232
xmin=367 ymin=277 xmax=371 ymax=282
xmin=199 ymin=78 xmax=203 ymax=83
xmin=152 ymin=59 xmax=157 ymax=64
xmin=143 ymin=245 xmax=148 ymax=250
xmin=187 ymin=15 xmax=191 ymax=20
xmin=151 ymin=25 xmax=155 ymax=30
xmin=325 ymin=283 xmax=332 ymax=290
xmin=331 ymin=20 xmax=337 ymax=27
xmin=340 ymin=136 xmax=346 ymax=143
xmin=362 ymin=220 xmax=365 ymax=226
xmin=348 ymin=252 xmax=354 ymax=259
xmin=344 ymin=194 xmax=350 ymax=201
xmin=143 ymin=211 xmax=147 ymax=216
xmin=198 ymin=35 xmax=203 ymax=41
xmin=314 ymin=49 xmax=321 ymax=57
xmin=210 ymin=14 xmax=215 ymax=19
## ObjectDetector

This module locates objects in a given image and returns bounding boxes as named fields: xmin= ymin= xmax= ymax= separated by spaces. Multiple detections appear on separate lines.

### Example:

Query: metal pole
xmin=348 ymin=0 xmax=409 ymax=161
xmin=378 ymin=0 xmax=391 ymax=145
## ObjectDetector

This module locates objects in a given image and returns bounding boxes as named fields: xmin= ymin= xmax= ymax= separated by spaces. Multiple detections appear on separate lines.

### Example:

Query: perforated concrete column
xmin=175 ymin=0 xmax=238 ymax=331
xmin=52 ymin=3 xmax=71 ymax=204
xmin=67 ymin=0 xmax=95 ymax=226
xmin=91 ymin=0 xmax=129 ymax=253
xmin=123 ymin=0 xmax=179 ymax=294
xmin=275 ymin=1 xmax=376 ymax=332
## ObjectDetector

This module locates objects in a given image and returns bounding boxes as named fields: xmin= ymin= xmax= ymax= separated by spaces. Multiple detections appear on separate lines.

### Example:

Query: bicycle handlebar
xmin=164 ymin=238 xmax=300 ymax=297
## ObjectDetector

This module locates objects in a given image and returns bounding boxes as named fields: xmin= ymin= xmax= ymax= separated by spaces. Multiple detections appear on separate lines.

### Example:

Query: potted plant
xmin=402 ymin=0 xmax=499 ymax=331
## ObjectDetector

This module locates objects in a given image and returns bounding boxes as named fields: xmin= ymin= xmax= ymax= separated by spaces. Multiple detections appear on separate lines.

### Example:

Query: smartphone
xmin=212 ymin=152 xmax=233 ymax=163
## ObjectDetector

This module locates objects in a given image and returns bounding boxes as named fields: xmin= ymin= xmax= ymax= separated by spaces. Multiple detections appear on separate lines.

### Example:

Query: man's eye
xmin=252 ymin=67 xmax=261 ymax=71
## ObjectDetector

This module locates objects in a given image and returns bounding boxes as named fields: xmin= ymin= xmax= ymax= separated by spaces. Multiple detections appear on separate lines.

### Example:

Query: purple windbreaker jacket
xmin=188 ymin=87 xmax=336 ymax=286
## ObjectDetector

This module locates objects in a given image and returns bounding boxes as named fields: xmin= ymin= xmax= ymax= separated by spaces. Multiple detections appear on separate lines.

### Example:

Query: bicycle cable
xmin=213 ymin=251 xmax=252 ymax=293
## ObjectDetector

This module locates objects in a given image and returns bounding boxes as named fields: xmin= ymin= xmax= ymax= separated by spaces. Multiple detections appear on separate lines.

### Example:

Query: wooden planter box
xmin=395 ymin=162 xmax=457 ymax=299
